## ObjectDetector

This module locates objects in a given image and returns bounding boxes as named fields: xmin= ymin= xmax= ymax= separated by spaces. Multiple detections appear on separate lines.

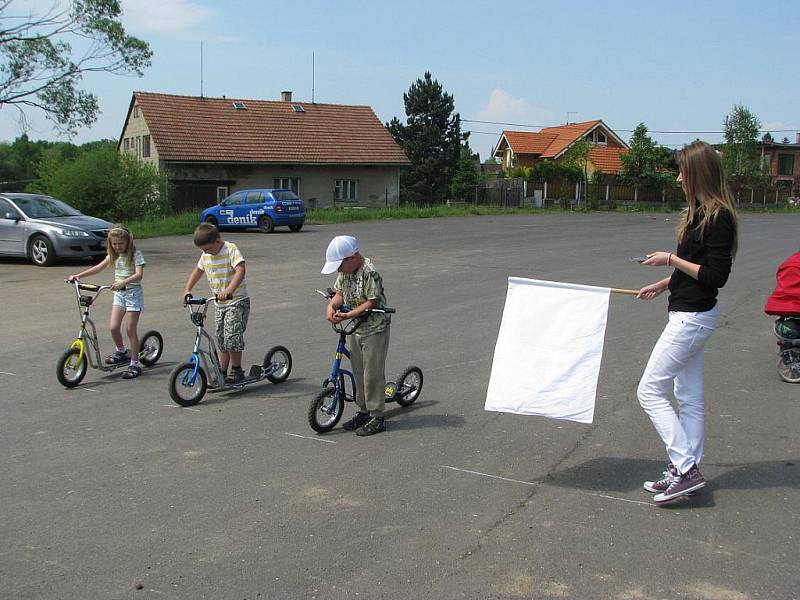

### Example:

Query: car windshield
xmin=14 ymin=196 xmax=82 ymax=218
xmin=272 ymin=191 xmax=300 ymax=202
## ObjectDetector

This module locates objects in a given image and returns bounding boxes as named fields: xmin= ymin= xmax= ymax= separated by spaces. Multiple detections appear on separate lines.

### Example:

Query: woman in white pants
xmin=636 ymin=141 xmax=739 ymax=504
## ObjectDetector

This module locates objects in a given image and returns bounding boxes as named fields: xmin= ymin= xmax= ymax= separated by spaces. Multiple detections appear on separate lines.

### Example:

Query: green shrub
xmin=30 ymin=146 xmax=171 ymax=221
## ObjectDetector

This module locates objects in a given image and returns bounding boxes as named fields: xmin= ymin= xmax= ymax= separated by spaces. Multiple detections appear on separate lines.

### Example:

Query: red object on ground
xmin=765 ymin=251 xmax=800 ymax=315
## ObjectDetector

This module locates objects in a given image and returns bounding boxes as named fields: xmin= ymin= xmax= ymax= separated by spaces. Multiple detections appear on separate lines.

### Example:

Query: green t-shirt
xmin=334 ymin=257 xmax=390 ymax=336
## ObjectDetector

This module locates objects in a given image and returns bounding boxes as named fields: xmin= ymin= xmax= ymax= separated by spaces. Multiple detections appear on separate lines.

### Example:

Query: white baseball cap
xmin=321 ymin=235 xmax=359 ymax=274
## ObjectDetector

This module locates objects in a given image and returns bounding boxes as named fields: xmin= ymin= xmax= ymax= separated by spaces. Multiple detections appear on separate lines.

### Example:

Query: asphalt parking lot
xmin=1 ymin=212 xmax=798 ymax=600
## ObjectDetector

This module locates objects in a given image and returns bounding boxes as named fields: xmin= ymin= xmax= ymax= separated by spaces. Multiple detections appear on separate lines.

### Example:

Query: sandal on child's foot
xmin=122 ymin=365 xmax=142 ymax=379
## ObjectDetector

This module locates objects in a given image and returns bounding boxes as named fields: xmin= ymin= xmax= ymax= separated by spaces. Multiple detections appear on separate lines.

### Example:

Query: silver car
xmin=0 ymin=193 xmax=112 ymax=266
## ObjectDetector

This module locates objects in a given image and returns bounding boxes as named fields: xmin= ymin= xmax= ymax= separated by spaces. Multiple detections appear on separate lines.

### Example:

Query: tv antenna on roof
xmin=312 ymin=52 xmax=315 ymax=104
xmin=200 ymin=41 xmax=204 ymax=98
xmin=566 ymin=111 xmax=577 ymax=125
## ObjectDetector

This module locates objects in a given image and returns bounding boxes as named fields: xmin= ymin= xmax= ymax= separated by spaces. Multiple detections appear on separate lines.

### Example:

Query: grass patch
xmin=306 ymin=204 xmax=542 ymax=223
xmin=128 ymin=211 xmax=199 ymax=239
xmin=126 ymin=202 xmax=799 ymax=239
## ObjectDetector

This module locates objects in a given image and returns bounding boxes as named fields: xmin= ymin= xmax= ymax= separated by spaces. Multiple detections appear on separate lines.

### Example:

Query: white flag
xmin=485 ymin=277 xmax=611 ymax=424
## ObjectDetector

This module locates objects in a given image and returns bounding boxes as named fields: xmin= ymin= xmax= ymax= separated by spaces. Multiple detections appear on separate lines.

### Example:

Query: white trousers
xmin=637 ymin=306 xmax=719 ymax=475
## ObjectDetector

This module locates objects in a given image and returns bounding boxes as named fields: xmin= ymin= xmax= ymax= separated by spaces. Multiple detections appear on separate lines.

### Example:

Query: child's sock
xmin=130 ymin=359 xmax=140 ymax=367
xmin=116 ymin=345 xmax=127 ymax=353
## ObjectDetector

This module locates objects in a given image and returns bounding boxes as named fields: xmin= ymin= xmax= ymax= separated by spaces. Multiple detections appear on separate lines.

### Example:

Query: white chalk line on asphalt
xmin=285 ymin=432 xmax=337 ymax=444
xmin=162 ymin=404 xmax=200 ymax=412
xmin=0 ymin=371 xmax=17 ymax=376
xmin=441 ymin=465 xmax=652 ymax=507
xmin=440 ymin=465 xmax=536 ymax=486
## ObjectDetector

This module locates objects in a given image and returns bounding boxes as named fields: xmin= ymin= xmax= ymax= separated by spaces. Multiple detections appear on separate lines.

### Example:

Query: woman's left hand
xmin=111 ymin=281 xmax=125 ymax=291
xmin=641 ymin=252 xmax=671 ymax=267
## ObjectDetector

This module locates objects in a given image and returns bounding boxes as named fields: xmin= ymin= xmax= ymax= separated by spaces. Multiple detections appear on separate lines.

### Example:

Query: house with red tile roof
xmin=118 ymin=91 xmax=410 ymax=209
xmin=493 ymin=120 xmax=629 ymax=176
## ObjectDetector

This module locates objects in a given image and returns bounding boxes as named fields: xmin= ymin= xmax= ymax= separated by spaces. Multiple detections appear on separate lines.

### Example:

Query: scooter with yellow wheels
xmin=56 ymin=279 xmax=164 ymax=387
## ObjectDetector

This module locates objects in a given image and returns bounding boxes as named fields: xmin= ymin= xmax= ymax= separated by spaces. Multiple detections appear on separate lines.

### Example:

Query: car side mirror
xmin=3 ymin=211 xmax=20 ymax=221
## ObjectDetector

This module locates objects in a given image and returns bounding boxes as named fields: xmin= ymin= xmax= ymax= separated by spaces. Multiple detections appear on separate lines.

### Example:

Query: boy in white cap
xmin=322 ymin=235 xmax=391 ymax=436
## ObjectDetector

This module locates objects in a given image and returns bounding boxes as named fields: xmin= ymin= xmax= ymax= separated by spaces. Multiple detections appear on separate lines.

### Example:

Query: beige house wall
xmin=164 ymin=163 xmax=403 ymax=209
xmin=119 ymin=102 xmax=159 ymax=166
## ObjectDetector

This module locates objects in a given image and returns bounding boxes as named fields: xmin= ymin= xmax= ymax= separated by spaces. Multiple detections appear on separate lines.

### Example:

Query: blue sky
xmin=3 ymin=0 xmax=799 ymax=159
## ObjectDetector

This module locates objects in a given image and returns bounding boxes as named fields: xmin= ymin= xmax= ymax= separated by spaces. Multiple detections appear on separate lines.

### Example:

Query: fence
xmin=458 ymin=179 xmax=794 ymax=210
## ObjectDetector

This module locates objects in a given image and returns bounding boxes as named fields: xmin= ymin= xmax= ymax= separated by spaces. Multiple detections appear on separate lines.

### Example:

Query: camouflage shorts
xmin=214 ymin=297 xmax=250 ymax=352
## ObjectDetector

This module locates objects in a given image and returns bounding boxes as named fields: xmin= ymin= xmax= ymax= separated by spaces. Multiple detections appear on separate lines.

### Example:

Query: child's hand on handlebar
xmin=215 ymin=290 xmax=232 ymax=302
xmin=111 ymin=281 xmax=125 ymax=291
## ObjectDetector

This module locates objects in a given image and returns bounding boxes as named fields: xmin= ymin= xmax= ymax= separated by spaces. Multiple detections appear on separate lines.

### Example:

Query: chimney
xmin=281 ymin=91 xmax=292 ymax=102
xmin=796 ymin=132 xmax=800 ymax=144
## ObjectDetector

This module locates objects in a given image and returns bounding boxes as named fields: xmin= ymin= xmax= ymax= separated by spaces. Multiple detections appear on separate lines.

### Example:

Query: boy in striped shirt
xmin=183 ymin=223 xmax=249 ymax=383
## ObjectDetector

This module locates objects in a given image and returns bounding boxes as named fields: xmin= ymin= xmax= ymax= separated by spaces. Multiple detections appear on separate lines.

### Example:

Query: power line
xmin=464 ymin=129 xmax=687 ymax=147
xmin=461 ymin=118 xmax=799 ymax=135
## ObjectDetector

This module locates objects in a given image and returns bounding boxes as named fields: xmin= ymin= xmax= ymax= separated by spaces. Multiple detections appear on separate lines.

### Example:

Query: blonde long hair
xmin=107 ymin=224 xmax=135 ymax=263
xmin=676 ymin=141 xmax=739 ymax=257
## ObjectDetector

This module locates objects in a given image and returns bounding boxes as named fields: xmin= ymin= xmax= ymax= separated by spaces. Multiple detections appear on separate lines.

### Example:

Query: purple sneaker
xmin=654 ymin=465 xmax=706 ymax=504
xmin=643 ymin=464 xmax=678 ymax=493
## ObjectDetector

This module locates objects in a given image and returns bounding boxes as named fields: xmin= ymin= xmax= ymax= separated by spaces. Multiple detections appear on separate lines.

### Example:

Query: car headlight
xmin=57 ymin=228 xmax=90 ymax=237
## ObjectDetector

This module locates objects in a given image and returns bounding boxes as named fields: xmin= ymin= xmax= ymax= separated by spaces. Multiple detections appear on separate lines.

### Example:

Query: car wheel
xmin=204 ymin=215 xmax=218 ymax=227
xmin=257 ymin=215 xmax=274 ymax=233
xmin=29 ymin=234 xmax=56 ymax=266
xmin=289 ymin=224 xmax=303 ymax=232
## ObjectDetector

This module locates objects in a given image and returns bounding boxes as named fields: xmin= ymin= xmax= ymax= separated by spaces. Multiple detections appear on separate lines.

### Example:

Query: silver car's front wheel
xmin=29 ymin=235 xmax=55 ymax=266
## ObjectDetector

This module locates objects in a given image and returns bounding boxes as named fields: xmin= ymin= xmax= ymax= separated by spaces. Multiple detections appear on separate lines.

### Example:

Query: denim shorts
xmin=113 ymin=286 xmax=144 ymax=312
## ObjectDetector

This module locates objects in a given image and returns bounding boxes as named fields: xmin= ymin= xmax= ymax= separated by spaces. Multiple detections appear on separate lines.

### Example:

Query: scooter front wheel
xmin=308 ymin=387 xmax=344 ymax=433
xmin=395 ymin=366 xmax=423 ymax=406
xmin=264 ymin=345 xmax=292 ymax=383
xmin=169 ymin=362 xmax=208 ymax=406
xmin=777 ymin=348 xmax=800 ymax=383
xmin=139 ymin=330 xmax=164 ymax=366
xmin=57 ymin=347 xmax=87 ymax=388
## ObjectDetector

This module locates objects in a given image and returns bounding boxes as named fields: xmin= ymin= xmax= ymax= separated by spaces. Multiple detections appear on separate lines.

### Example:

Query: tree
xmin=762 ymin=132 xmax=774 ymax=143
xmin=620 ymin=123 xmax=676 ymax=189
xmin=31 ymin=143 xmax=170 ymax=220
xmin=722 ymin=104 xmax=761 ymax=187
xmin=0 ymin=0 xmax=152 ymax=134
xmin=782 ymin=137 xmax=791 ymax=144
xmin=562 ymin=138 xmax=591 ymax=183
xmin=449 ymin=144 xmax=480 ymax=200
xmin=387 ymin=72 xmax=466 ymax=204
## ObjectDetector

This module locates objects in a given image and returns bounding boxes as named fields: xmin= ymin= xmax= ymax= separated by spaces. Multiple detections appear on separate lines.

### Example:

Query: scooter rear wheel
xmin=778 ymin=348 xmax=800 ymax=383
xmin=395 ymin=366 xmax=423 ymax=406
xmin=308 ymin=387 xmax=344 ymax=433
xmin=264 ymin=345 xmax=292 ymax=383
xmin=57 ymin=347 xmax=87 ymax=388
xmin=139 ymin=330 xmax=164 ymax=366
xmin=169 ymin=362 xmax=208 ymax=406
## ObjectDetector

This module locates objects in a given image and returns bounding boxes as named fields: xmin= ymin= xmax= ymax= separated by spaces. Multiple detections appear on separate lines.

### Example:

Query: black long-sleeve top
xmin=668 ymin=208 xmax=736 ymax=312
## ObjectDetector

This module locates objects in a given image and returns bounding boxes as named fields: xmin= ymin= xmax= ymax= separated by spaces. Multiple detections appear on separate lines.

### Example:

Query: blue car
xmin=200 ymin=189 xmax=306 ymax=233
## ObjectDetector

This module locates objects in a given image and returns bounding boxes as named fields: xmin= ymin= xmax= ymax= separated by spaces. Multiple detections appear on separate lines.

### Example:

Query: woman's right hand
xmin=637 ymin=281 xmax=667 ymax=300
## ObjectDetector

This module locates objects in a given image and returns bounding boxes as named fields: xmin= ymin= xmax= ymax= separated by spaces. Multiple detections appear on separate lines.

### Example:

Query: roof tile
xmin=130 ymin=92 xmax=410 ymax=165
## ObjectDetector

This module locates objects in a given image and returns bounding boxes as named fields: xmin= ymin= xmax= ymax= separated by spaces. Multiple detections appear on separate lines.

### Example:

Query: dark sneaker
xmin=644 ymin=464 xmax=678 ymax=493
xmin=342 ymin=411 xmax=371 ymax=431
xmin=654 ymin=465 xmax=706 ymax=504
xmin=122 ymin=364 xmax=142 ymax=379
xmin=225 ymin=367 xmax=245 ymax=384
xmin=356 ymin=416 xmax=386 ymax=437
xmin=105 ymin=349 xmax=130 ymax=365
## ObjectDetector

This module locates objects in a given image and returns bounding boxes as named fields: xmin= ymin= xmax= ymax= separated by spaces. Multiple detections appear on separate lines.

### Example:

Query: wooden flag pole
xmin=610 ymin=287 xmax=640 ymax=296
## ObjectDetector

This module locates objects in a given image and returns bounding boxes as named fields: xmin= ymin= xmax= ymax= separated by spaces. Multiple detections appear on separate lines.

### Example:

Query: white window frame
xmin=273 ymin=177 xmax=300 ymax=194
xmin=142 ymin=135 xmax=151 ymax=158
xmin=335 ymin=179 xmax=358 ymax=202
xmin=216 ymin=186 xmax=229 ymax=202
